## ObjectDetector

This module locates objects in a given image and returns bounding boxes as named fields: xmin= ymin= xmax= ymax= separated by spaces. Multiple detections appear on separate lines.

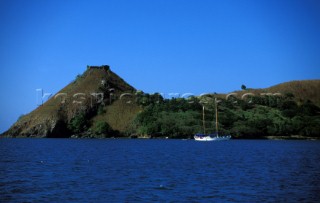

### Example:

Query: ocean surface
xmin=1 ymin=138 xmax=320 ymax=202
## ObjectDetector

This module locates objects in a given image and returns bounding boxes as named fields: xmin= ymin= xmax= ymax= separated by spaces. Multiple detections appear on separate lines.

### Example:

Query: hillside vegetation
xmin=132 ymin=91 xmax=320 ymax=139
xmin=3 ymin=65 xmax=138 ymax=138
xmin=2 ymin=65 xmax=320 ymax=139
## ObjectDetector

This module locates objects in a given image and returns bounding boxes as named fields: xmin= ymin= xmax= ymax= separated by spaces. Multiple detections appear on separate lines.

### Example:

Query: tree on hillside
xmin=68 ymin=112 xmax=87 ymax=134
xmin=241 ymin=84 xmax=247 ymax=90
xmin=93 ymin=121 xmax=113 ymax=137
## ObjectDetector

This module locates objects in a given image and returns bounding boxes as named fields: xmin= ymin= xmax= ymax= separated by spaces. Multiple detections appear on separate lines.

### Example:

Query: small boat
xmin=194 ymin=133 xmax=231 ymax=141
xmin=194 ymin=98 xmax=231 ymax=141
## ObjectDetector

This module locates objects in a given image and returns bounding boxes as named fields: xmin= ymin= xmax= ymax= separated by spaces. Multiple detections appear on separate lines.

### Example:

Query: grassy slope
xmin=15 ymin=68 xmax=109 ymax=133
xmin=216 ymin=80 xmax=320 ymax=106
xmin=5 ymin=67 xmax=138 ymax=136
xmin=92 ymin=100 xmax=142 ymax=134
xmin=267 ymin=80 xmax=320 ymax=106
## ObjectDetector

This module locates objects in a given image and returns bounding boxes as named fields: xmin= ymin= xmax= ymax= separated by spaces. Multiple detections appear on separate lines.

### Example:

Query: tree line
xmin=131 ymin=92 xmax=320 ymax=139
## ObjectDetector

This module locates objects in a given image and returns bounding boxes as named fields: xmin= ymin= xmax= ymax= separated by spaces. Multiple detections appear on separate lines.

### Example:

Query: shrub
xmin=97 ymin=105 xmax=106 ymax=115
xmin=68 ymin=112 xmax=87 ymax=133
xmin=93 ymin=121 xmax=113 ymax=136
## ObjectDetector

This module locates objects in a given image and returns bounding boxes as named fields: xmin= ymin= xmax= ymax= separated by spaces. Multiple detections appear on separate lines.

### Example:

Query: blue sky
xmin=0 ymin=0 xmax=320 ymax=133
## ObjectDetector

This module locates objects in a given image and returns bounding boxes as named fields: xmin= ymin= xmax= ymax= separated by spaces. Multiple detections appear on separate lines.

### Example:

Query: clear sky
xmin=0 ymin=0 xmax=320 ymax=133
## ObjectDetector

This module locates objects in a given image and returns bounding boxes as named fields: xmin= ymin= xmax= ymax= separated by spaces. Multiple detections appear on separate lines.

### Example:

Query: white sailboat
xmin=194 ymin=98 xmax=231 ymax=141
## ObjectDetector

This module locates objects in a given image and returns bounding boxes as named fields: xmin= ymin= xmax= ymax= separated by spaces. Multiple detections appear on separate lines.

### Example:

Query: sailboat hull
xmin=196 ymin=99 xmax=231 ymax=141
xmin=194 ymin=134 xmax=231 ymax=141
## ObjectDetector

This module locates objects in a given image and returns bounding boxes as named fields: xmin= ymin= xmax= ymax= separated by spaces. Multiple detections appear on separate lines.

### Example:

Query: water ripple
xmin=1 ymin=139 xmax=320 ymax=202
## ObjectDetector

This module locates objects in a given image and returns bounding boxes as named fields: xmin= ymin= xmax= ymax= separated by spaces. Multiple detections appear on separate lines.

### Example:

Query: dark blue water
xmin=1 ymin=139 xmax=320 ymax=202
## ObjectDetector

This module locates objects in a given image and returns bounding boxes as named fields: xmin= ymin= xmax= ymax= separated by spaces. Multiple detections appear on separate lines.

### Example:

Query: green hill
xmin=3 ymin=65 xmax=139 ymax=138
xmin=2 ymin=66 xmax=320 ymax=139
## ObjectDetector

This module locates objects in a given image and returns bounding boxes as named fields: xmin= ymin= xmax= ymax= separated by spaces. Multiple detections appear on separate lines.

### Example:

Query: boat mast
xmin=202 ymin=106 xmax=206 ymax=135
xmin=215 ymin=98 xmax=219 ymax=136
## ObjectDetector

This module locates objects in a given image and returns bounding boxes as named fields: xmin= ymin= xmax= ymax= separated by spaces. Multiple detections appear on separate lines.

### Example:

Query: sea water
xmin=1 ymin=138 xmax=319 ymax=202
